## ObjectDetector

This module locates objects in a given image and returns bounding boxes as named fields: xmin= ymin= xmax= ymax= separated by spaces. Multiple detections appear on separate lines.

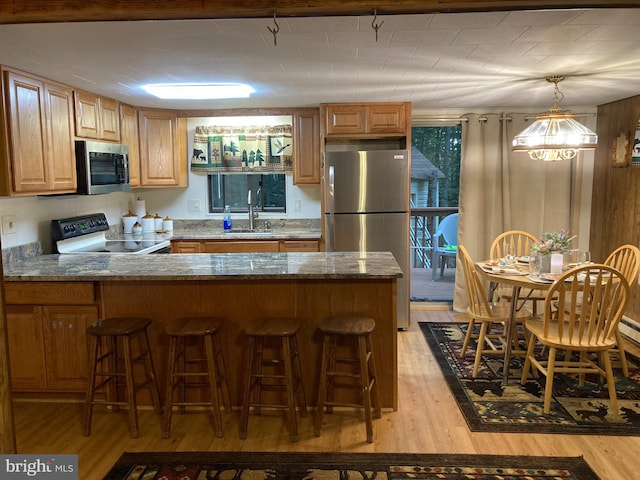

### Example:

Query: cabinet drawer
xmin=280 ymin=240 xmax=319 ymax=252
xmin=5 ymin=282 xmax=96 ymax=305
xmin=203 ymin=241 xmax=279 ymax=253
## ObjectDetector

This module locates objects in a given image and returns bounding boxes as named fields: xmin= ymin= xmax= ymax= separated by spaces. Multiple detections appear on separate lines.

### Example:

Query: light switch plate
xmin=2 ymin=215 xmax=16 ymax=234
xmin=188 ymin=199 xmax=201 ymax=212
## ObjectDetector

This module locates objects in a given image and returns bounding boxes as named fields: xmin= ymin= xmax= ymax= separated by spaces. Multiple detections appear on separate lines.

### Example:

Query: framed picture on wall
xmin=632 ymin=127 xmax=640 ymax=168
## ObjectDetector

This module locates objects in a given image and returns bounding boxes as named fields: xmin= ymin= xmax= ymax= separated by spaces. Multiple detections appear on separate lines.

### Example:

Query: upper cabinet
xmin=119 ymin=103 xmax=140 ymax=187
xmin=322 ymin=102 xmax=409 ymax=137
xmin=293 ymin=107 xmax=321 ymax=184
xmin=73 ymin=89 xmax=120 ymax=141
xmin=0 ymin=66 xmax=77 ymax=196
xmin=138 ymin=108 xmax=187 ymax=187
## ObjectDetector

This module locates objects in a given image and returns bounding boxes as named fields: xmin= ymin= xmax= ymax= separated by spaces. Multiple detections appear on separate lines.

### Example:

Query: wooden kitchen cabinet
xmin=0 ymin=67 xmax=77 ymax=196
xmin=172 ymin=238 xmax=319 ymax=253
xmin=5 ymin=282 xmax=99 ymax=393
xmin=203 ymin=240 xmax=280 ymax=253
xmin=120 ymin=103 xmax=141 ymax=187
xmin=138 ymin=108 xmax=187 ymax=187
xmin=73 ymin=89 xmax=120 ymax=141
xmin=293 ymin=107 xmax=321 ymax=184
xmin=5 ymin=305 xmax=46 ymax=390
xmin=43 ymin=305 xmax=97 ymax=391
xmin=279 ymin=240 xmax=319 ymax=252
xmin=171 ymin=240 xmax=202 ymax=253
xmin=323 ymin=102 xmax=408 ymax=136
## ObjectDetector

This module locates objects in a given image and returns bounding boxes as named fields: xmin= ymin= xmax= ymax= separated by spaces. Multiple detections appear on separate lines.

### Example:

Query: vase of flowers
xmin=530 ymin=230 xmax=576 ymax=273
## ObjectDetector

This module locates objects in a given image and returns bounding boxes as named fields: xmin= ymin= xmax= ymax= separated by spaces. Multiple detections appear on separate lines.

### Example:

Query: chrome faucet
xmin=248 ymin=189 xmax=258 ymax=230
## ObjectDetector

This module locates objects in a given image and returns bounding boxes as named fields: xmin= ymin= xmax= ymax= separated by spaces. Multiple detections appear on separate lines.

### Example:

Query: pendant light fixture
xmin=512 ymin=75 xmax=598 ymax=161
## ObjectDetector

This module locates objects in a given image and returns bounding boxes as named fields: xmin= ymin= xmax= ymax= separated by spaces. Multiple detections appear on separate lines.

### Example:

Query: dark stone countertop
xmin=3 ymin=251 xmax=402 ymax=282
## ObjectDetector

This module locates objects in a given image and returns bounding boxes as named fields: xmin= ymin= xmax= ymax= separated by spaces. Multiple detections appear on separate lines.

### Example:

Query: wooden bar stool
xmin=83 ymin=317 xmax=162 ymax=438
xmin=314 ymin=315 xmax=381 ymax=443
xmin=240 ymin=317 xmax=308 ymax=442
xmin=162 ymin=317 xmax=232 ymax=438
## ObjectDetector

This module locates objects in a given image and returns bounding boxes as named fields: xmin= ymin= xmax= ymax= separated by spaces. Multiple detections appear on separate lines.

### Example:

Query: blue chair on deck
xmin=431 ymin=213 xmax=458 ymax=281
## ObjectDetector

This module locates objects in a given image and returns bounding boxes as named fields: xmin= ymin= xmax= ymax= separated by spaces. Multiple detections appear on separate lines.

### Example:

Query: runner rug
xmin=102 ymin=451 xmax=600 ymax=480
xmin=420 ymin=322 xmax=640 ymax=435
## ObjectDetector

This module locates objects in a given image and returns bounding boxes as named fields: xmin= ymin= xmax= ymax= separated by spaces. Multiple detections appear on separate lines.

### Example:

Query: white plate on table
xmin=540 ymin=273 xmax=563 ymax=282
xmin=480 ymin=263 xmax=528 ymax=275
xmin=516 ymin=256 xmax=531 ymax=264
xmin=527 ymin=274 xmax=554 ymax=283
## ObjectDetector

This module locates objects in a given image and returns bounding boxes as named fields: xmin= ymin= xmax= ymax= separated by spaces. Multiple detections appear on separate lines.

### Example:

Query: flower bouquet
xmin=530 ymin=229 xmax=576 ymax=256
xmin=530 ymin=230 xmax=576 ymax=273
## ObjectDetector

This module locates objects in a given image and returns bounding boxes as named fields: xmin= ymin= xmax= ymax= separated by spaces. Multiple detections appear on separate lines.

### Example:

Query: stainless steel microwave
xmin=75 ymin=140 xmax=130 ymax=195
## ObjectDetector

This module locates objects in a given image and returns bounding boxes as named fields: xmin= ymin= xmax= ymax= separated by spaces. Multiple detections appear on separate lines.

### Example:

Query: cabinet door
xmin=171 ymin=241 xmax=202 ymax=253
xmin=3 ymin=70 xmax=49 ymax=193
xmin=138 ymin=108 xmax=181 ymax=186
xmin=293 ymin=108 xmax=321 ymax=184
xmin=44 ymin=81 xmax=76 ymax=192
xmin=98 ymin=96 xmax=120 ymax=141
xmin=366 ymin=104 xmax=406 ymax=134
xmin=6 ymin=305 xmax=46 ymax=391
xmin=73 ymin=90 xmax=100 ymax=139
xmin=280 ymin=240 xmax=319 ymax=252
xmin=43 ymin=305 xmax=98 ymax=391
xmin=325 ymin=104 xmax=365 ymax=135
xmin=203 ymin=241 xmax=279 ymax=253
xmin=120 ymin=104 xmax=140 ymax=187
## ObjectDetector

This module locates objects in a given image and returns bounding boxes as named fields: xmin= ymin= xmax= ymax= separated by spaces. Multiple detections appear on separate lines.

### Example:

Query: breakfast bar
xmin=3 ymin=251 xmax=402 ymax=410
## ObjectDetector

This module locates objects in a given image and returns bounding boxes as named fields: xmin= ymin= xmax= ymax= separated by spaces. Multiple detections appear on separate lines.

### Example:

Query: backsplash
xmin=173 ymin=218 xmax=321 ymax=233
xmin=2 ymin=241 xmax=41 ymax=264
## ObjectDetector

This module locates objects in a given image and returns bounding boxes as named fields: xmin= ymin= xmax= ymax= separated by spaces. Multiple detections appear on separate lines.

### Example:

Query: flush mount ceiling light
xmin=512 ymin=75 xmax=598 ymax=162
xmin=142 ymin=83 xmax=255 ymax=100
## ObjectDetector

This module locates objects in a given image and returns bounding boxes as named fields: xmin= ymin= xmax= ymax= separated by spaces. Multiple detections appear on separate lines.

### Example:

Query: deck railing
xmin=410 ymin=207 xmax=458 ymax=268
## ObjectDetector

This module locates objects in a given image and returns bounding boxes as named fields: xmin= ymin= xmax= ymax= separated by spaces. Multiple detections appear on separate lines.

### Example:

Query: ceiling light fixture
xmin=142 ymin=83 xmax=255 ymax=100
xmin=512 ymin=75 xmax=598 ymax=162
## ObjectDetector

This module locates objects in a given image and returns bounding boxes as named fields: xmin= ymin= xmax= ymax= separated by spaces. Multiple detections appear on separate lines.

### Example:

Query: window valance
xmin=191 ymin=124 xmax=293 ymax=173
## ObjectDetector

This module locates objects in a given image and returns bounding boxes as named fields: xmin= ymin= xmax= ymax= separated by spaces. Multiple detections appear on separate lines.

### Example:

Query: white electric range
xmin=52 ymin=213 xmax=171 ymax=254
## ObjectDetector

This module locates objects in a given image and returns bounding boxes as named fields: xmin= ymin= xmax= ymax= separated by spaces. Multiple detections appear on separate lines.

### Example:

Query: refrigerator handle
xmin=327 ymin=164 xmax=335 ymax=251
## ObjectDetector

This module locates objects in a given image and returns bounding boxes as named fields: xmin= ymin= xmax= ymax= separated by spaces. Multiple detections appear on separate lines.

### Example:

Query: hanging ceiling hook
xmin=267 ymin=11 xmax=280 ymax=46
xmin=371 ymin=9 xmax=384 ymax=42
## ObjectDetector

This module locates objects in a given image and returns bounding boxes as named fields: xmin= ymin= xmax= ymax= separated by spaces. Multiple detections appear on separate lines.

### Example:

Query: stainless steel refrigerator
xmin=323 ymin=149 xmax=410 ymax=329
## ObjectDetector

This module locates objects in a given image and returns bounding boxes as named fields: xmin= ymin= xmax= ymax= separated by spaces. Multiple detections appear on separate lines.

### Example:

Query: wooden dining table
xmin=475 ymin=259 xmax=556 ymax=384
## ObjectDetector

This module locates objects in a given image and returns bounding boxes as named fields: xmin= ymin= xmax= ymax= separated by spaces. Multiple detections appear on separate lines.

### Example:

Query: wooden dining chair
xmin=520 ymin=264 xmax=630 ymax=414
xmin=458 ymin=245 xmax=530 ymax=378
xmin=490 ymin=230 xmax=544 ymax=316
xmin=603 ymin=244 xmax=640 ymax=377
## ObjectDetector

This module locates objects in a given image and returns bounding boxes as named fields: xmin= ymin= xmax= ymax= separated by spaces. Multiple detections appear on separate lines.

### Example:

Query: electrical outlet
xmin=2 ymin=215 xmax=16 ymax=234
xmin=188 ymin=199 xmax=201 ymax=212
xmin=294 ymin=200 xmax=301 ymax=211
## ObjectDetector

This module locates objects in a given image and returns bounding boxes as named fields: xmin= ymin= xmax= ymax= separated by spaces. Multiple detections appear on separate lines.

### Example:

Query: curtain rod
xmin=413 ymin=112 xmax=597 ymax=123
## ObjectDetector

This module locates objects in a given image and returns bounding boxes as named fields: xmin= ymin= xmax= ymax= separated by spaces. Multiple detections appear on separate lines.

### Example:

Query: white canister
xmin=163 ymin=216 xmax=173 ymax=231
xmin=154 ymin=213 xmax=163 ymax=231
xmin=122 ymin=211 xmax=139 ymax=234
xmin=141 ymin=213 xmax=155 ymax=233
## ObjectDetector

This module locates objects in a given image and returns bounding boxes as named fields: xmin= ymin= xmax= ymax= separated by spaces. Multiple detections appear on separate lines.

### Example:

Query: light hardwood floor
xmin=13 ymin=308 xmax=640 ymax=479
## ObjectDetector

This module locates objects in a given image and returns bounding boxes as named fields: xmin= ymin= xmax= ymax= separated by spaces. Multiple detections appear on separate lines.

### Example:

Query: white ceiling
xmin=0 ymin=7 xmax=639 ymax=112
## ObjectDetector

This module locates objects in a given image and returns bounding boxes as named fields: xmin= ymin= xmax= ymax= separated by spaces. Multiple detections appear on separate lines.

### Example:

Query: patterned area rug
xmin=102 ymin=451 xmax=599 ymax=480
xmin=420 ymin=322 xmax=640 ymax=435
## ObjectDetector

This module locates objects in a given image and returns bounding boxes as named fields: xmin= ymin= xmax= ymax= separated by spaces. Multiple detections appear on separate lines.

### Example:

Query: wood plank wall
xmin=590 ymin=94 xmax=640 ymax=322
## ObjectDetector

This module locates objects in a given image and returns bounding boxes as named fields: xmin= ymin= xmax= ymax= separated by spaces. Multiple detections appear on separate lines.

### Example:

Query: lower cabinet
xmin=5 ymin=282 xmax=99 ymax=393
xmin=172 ymin=239 xmax=319 ymax=253
xmin=6 ymin=304 xmax=98 ymax=392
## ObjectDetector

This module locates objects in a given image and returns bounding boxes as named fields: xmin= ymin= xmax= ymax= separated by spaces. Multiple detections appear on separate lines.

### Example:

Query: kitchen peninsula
xmin=3 ymin=251 xmax=401 ymax=409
